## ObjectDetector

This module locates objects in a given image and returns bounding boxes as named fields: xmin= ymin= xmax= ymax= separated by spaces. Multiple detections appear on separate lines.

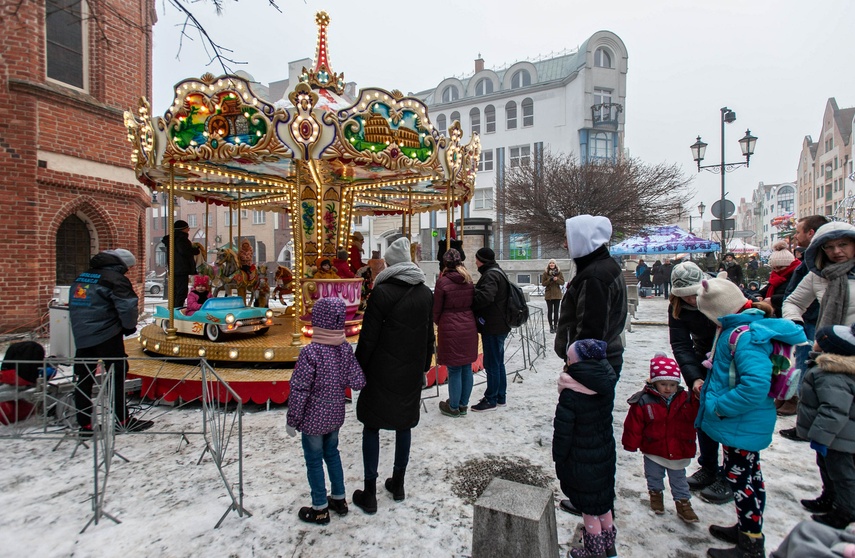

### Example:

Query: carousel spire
xmin=313 ymin=11 xmax=331 ymax=75
xmin=300 ymin=11 xmax=346 ymax=95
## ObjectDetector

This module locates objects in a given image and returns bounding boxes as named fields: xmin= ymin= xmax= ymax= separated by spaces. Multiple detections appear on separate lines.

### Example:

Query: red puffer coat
xmin=433 ymin=270 xmax=478 ymax=366
xmin=622 ymin=384 xmax=698 ymax=461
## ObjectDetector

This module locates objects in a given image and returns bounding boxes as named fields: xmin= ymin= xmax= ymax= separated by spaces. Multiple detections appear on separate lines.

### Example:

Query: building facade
xmin=747 ymin=182 xmax=796 ymax=250
xmin=1 ymin=1 xmax=155 ymax=331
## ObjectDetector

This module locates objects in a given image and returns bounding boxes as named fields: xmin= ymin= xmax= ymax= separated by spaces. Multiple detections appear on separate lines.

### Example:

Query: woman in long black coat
xmin=353 ymin=237 xmax=435 ymax=514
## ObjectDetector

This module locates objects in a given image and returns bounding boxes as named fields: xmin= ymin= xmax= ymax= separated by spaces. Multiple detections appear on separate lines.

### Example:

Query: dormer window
xmin=475 ymin=78 xmax=493 ymax=96
xmin=441 ymin=85 xmax=459 ymax=103
xmin=511 ymin=69 xmax=531 ymax=89
xmin=594 ymin=47 xmax=612 ymax=68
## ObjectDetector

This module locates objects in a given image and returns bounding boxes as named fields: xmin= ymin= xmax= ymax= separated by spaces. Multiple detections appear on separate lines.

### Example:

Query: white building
xmin=746 ymin=181 xmax=796 ymax=250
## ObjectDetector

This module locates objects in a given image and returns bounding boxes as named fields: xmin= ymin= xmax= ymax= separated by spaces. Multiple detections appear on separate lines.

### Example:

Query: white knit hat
xmin=696 ymin=273 xmax=749 ymax=326
xmin=384 ymin=237 xmax=411 ymax=266
xmin=768 ymin=240 xmax=795 ymax=267
xmin=670 ymin=262 xmax=704 ymax=297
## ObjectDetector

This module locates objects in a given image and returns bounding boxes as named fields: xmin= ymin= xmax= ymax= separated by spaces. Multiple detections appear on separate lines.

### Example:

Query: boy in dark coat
xmin=161 ymin=219 xmax=200 ymax=306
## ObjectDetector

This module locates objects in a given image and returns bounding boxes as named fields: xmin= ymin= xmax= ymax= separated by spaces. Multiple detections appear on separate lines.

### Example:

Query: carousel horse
xmin=193 ymin=242 xmax=215 ymax=283
xmin=212 ymin=248 xmax=258 ymax=304
xmin=251 ymin=264 xmax=270 ymax=308
xmin=272 ymin=265 xmax=294 ymax=305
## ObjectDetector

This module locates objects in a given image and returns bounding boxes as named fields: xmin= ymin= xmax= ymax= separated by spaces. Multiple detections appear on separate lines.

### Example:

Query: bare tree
xmin=497 ymin=152 xmax=694 ymax=249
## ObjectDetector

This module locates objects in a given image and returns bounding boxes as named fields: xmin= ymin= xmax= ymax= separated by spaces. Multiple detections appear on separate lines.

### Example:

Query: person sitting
xmin=332 ymin=248 xmax=355 ymax=278
xmin=313 ymin=259 xmax=339 ymax=279
xmin=185 ymin=275 xmax=211 ymax=315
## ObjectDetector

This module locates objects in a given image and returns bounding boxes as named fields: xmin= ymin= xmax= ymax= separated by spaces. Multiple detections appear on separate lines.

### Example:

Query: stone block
xmin=472 ymin=478 xmax=559 ymax=558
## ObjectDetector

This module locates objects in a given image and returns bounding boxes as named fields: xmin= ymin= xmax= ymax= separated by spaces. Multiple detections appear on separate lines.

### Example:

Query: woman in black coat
xmin=651 ymin=260 xmax=663 ymax=296
xmin=353 ymin=237 xmax=434 ymax=514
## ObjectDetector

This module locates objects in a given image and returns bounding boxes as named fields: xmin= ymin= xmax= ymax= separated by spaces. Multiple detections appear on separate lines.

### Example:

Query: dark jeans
xmin=172 ymin=274 xmax=190 ymax=307
xmin=362 ymin=427 xmax=411 ymax=481
xmin=796 ymin=321 xmax=816 ymax=394
xmin=481 ymin=333 xmax=508 ymax=405
xmin=74 ymin=333 xmax=128 ymax=427
xmin=696 ymin=427 xmax=721 ymax=472
xmin=546 ymin=299 xmax=560 ymax=329
xmin=662 ymin=281 xmax=670 ymax=298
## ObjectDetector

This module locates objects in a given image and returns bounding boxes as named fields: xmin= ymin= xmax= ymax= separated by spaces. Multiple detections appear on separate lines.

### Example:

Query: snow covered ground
xmin=0 ymin=296 xmax=820 ymax=557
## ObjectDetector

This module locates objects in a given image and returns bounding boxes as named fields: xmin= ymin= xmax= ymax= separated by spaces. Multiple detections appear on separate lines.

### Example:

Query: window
xmin=253 ymin=210 xmax=266 ymax=225
xmin=188 ymin=215 xmax=197 ymax=228
xmin=777 ymin=186 xmax=795 ymax=214
xmin=478 ymin=149 xmax=494 ymax=172
xmin=516 ymin=274 xmax=532 ymax=283
xmin=470 ymin=108 xmax=480 ymax=135
xmin=55 ymin=214 xmax=90 ymax=284
xmin=241 ymin=209 xmax=248 ymax=219
xmin=437 ymin=114 xmax=447 ymax=135
xmin=441 ymin=85 xmax=459 ymax=103
xmin=484 ymin=105 xmax=496 ymax=133
xmin=475 ymin=78 xmax=493 ymax=96
xmin=46 ymin=0 xmax=85 ymax=89
xmin=472 ymin=188 xmax=493 ymax=210
xmin=509 ymin=145 xmax=531 ymax=168
xmin=225 ymin=210 xmax=239 ymax=225
xmin=593 ymin=88 xmax=612 ymax=122
xmin=594 ymin=47 xmax=612 ymax=68
xmin=506 ymin=101 xmax=517 ymax=130
xmin=511 ymin=70 xmax=531 ymax=89
xmin=521 ymin=98 xmax=534 ymax=127
xmin=450 ymin=111 xmax=460 ymax=125
xmin=589 ymin=132 xmax=613 ymax=160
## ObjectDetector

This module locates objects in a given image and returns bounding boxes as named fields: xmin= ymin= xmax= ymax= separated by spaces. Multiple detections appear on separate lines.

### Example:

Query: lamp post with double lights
xmin=690 ymin=107 xmax=757 ymax=259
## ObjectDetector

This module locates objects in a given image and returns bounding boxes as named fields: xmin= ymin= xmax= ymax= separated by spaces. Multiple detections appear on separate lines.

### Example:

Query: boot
xmin=327 ymin=495 xmax=348 ymax=516
xmin=297 ymin=506 xmax=330 ymax=525
xmin=569 ymin=529 xmax=609 ymax=558
xmin=812 ymin=508 xmax=855 ymax=529
xmin=384 ymin=468 xmax=406 ymax=501
xmin=707 ymin=532 xmax=764 ymax=558
xmin=602 ymin=526 xmax=617 ymax=558
xmin=709 ymin=524 xmax=739 ymax=545
xmin=352 ymin=479 xmax=377 ymax=514
xmin=801 ymin=491 xmax=834 ymax=513
xmin=648 ymin=490 xmax=665 ymax=514
xmin=675 ymin=499 xmax=699 ymax=523
xmin=776 ymin=396 xmax=798 ymax=416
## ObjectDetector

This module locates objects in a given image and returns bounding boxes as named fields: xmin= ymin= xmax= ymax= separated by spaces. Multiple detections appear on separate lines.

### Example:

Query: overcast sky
xmin=152 ymin=0 xmax=855 ymax=218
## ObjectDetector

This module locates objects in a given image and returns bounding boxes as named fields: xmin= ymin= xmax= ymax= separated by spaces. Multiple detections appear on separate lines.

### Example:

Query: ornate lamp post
xmin=690 ymin=107 xmax=756 ymax=258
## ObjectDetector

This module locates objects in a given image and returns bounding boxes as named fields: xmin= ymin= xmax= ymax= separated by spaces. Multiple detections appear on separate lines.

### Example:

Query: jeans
xmin=447 ymin=364 xmax=473 ymax=410
xmin=74 ymin=333 xmax=128 ymax=428
xmin=481 ymin=333 xmax=508 ymax=405
xmin=696 ymin=427 xmax=721 ymax=472
xmin=797 ymin=321 xmax=816 ymax=394
xmin=643 ymin=455 xmax=690 ymax=500
xmin=301 ymin=429 xmax=345 ymax=508
xmin=362 ymin=427 xmax=411 ymax=481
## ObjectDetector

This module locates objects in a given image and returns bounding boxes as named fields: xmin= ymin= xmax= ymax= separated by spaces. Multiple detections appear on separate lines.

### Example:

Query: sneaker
xmin=470 ymin=399 xmax=497 ymax=412
xmin=117 ymin=417 xmax=154 ymax=433
xmin=687 ymin=467 xmax=718 ymax=490
xmin=699 ymin=477 xmax=734 ymax=505
xmin=801 ymin=493 xmax=834 ymax=513
xmin=298 ymin=506 xmax=330 ymax=525
xmin=327 ymin=496 xmax=348 ymax=516
xmin=496 ymin=400 xmax=506 ymax=407
xmin=779 ymin=427 xmax=807 ymax=442
xmin=458 ymin=405 xmax=468 ymax=416
xmin=439 ymin=400 xmax=460 ymax=417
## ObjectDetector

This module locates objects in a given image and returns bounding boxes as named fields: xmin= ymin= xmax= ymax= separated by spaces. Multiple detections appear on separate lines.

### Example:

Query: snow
xmin=0 ymin=296 xmax=820 ymax=557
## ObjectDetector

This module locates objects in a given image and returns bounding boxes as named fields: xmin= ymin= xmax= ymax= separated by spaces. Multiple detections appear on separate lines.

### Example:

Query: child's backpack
xmin=726 ymin=325 xmax=801 ymax=400
xmin=487 ymin=268 xmax=530 ymax=328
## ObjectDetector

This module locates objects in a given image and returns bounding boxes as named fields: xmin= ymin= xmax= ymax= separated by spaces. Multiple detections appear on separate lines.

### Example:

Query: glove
xmin=810 ymin=440 xmax=828 ymax=457
xmin=286 ymin=425 xmax=297 ymax=438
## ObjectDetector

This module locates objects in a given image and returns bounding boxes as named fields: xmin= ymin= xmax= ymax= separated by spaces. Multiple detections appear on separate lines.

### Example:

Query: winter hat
xmin=566 ymin=339 xmax=607 ymax=364
xmin=351 ymin=231 xmax=364 ymax=242
xmin=319 ymin=258 xmax=332 ymax=268
xmin=696 ymin=273 xmax=750 ymax=326
xmin=336 ymin=248 xmax=348 ymax=260
xmin=649 ymin=352 xmax=681 ymax=383
xmin=565 ymin=215 xmax=612 ymax=259
xmin=384 ymin=237 xmax=411 ymax=266
xmin=193 ymin=275 xmax=211 ymax=289
xmin=104 ymin=249 xmax=136 ymax=269
xmin=768 ymin=240 xmax=795 ymax=267
xmin=476 ymin=247 xmax=496 ymax=264
xmin=443 ymin=248 xmax=462 ymax=268
xmin=815 ymin=324 xmax=855 ymax=357
xmin=670 ymin=262 xmax=704 ymax=297
xmin=174 ymin=220 xmax=189 ymax=230
xmin=548 ymin=258 xmax=557 ymax=266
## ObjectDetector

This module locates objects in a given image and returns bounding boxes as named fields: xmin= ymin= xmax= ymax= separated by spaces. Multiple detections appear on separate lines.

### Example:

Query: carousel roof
xmin=124 ymin=12 xmax=479 ymax=217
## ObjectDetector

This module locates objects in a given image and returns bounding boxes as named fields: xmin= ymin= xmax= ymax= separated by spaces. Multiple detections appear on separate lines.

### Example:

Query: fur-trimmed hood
xmin=815 ymin=352 xmax=855 ymax=375
xmin=804 ymin=221 xmax=855 ymax=273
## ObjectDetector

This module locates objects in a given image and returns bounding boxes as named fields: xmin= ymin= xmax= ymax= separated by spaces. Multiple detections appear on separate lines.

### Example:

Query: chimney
xmin=475 ymin=55 xmax=484 ymax=73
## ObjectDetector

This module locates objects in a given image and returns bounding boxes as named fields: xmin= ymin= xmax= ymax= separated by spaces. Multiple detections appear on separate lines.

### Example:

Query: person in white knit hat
xmin=758 ymin=240 xmax=799 ymax=318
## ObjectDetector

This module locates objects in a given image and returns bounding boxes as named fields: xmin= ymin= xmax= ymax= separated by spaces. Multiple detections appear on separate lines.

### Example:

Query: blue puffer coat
xmin=697 ymin=309 xmax=807 ymax=452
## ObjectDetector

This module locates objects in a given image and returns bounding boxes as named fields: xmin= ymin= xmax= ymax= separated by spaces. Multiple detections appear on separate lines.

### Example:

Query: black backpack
xmin=488 ymin=268 xmax=530 ymax=328
xmin=1 ymin=341 xmax=46 ymax=384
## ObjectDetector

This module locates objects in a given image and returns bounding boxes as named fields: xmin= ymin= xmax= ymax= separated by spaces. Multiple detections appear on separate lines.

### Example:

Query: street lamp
xmin=689 ymin=201 xmax=707 ymax=235
xmin=690 ymin=107 xmax=757 ymax=258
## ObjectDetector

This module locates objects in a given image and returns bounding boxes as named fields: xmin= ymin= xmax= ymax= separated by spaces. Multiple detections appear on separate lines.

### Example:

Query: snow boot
xmin=675 ymin=499 xmax=699 ymax=523
xmin=297 ymin=506 xmax=330 ymax=525
xmin=707 ymin=532 xmax=764 ymax=558
xmin=801 ymin=491 xmax=834 ymax=513
xmin=327 ymin=495 xmax=348 ymax=516
xmin=352 ymin=479 xmax=378 ymax=514
xmin=709 ymin=523 xmax=739 ymax=545
xmin=384 ymin=468 xmax=406 ymax=501
xmin=648 ymin=490 xmax=665 ymax=514
xmin=602 ymin=526 xmax=617 ymax=558
xmin=569 ymin=528 xmax=610 ymax=558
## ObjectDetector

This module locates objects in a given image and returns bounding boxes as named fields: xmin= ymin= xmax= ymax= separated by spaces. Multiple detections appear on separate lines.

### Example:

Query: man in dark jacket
xmin=721 ymin=253 xmax=744 ymax=287
xmin=353 ymin=237 xmax=434 ymax=514
xmin=162 ymin=219 xmax=200 ymax=307
xmin=470 ymin=247 xmax=511 ymax=412
xmin=660 ymin=258 xmax=674 ymax=298
xmin=70 ymin=249 xmax=153 ymax=435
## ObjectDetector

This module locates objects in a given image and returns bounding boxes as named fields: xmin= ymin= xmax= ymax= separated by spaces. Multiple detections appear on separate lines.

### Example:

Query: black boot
xmin=352 ymin=479 xmax=377 ymax=514
xmin=812 ymin=508 xmax=855 ymax=529
xmin=801 ymin=492 xmax=834 ymax=513
xmin=709 ymin=524 xmax=738 ymax=544
xmin=707 ymin=532 xmax=764 ymax=558
xmin=384 ymin=468 xmax=406 ymax=501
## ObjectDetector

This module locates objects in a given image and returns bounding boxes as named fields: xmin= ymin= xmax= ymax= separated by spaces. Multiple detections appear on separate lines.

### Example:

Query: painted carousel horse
xmin=272 ymin=265 xmax=294 ymax=305
xmin=193 ymin=242 xmax=215 ymax=283
xmin=212 ymin=247 xmax=259 ymax=304
xmin=251 ymin=264 xmax=270 ymax=308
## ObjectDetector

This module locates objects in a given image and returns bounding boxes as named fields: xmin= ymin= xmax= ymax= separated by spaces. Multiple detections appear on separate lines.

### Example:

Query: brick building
xmin=0 ymin=1 xmax=155 ymax=331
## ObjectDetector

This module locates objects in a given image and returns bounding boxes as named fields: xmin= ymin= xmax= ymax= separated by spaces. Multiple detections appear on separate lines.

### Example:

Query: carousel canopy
xmin=610 ymin=225 xmax=721 ymax=256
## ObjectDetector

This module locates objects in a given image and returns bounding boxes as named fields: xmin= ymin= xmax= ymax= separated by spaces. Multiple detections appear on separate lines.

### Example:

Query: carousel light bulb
xmin=172 ymin=345 xmax=180 ymax=355
xmin=264 ymin=349 xmax=275 ymax=360
xmin=154 ymin=343 xmax=160 ymax=351
xmin=198 ymin=348 xmax=206 ymax=357
xmin=141 ymin=339 xmax=147 ymax=347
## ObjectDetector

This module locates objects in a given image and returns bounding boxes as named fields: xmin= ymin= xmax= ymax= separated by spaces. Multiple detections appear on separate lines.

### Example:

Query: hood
xmin=804 ymin=221 xmax=855 ymax=273
xmin=815 ymin=353 xmax=855 ymax=375
xmin=311 ymin=297 xmax=346 ymax=330
xmin=89 ymin=251 xmax=128 ymax=273
xmin=565 ymin=215 xmax=612 ymax=259
xmin=565 ymin=359 xmax=616 ymax=397
xmin=720 ymin=309 xmax=808 ymax=346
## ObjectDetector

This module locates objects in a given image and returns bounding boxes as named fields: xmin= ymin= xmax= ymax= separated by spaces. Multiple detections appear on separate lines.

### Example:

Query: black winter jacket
xmin=668 ymin=303 xmax=717 ymax=387
xmin=554 ymin=246 xmax=627 ymax=375
xmin=355 ymin=277 xmax=435 ymax=430
xmin=69 ymin=253 xmax=139 ymax=349
xmin=162 ymin=230 xmax=199 ymax=276
xmin=472 ymin=262 xmax=511 ymax=335
xmin=552 ymin=358 xmax=617 ymax=516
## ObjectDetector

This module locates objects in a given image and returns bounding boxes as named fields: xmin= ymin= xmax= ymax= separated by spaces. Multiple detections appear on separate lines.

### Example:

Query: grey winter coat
xmin=797 ymin=352 xmax=855 ymax=453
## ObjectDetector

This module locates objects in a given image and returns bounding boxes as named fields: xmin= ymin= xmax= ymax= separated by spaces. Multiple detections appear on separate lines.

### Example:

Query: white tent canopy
xmin=726 ymin=239 xmax=760 ymax=253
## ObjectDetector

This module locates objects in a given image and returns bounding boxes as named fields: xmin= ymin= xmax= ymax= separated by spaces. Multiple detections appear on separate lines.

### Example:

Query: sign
xmin=711 ymin=219 xmax=735 ymax=232
xmin=711 ymin=199 xmax=736 ymax=219
xmin=509 ymin=233 xmax=530 ymax=260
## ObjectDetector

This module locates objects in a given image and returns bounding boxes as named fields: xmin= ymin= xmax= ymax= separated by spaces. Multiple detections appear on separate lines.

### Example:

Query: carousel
xmin=123 ymin=12 xmax=480 ymax=403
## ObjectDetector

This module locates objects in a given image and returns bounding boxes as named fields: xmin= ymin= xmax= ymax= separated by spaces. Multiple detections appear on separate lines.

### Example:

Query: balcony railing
xmin=591 ymin=102 xmax=623 ymax=128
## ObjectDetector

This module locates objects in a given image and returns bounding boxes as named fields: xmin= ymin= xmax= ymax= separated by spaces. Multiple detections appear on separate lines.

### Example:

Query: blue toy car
xmin=154 ymin=296 xmax=274 ymax=342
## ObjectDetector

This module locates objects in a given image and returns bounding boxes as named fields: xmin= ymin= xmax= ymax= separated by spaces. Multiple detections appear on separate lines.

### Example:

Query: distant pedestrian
xmin=635 ymin=258 xmax=652 ymax=297
xmin=541 ymin=259 xmax=565 ymax=333
xmin=660 ymin=258 xmax=674 ymax=298
xmin=720 ymin=252 xmax=744 ymax=287
xmin=651 ymin=260 xmax=663 ymax=296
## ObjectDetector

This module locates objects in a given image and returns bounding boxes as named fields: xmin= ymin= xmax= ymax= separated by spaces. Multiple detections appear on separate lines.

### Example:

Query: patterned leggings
xmin=722 ymin=445 xmax=765 ymax=534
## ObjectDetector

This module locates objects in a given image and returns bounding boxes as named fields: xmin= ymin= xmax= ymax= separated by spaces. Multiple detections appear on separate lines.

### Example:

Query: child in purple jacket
xmin=286 ymin=297 xmax=366 ymax=524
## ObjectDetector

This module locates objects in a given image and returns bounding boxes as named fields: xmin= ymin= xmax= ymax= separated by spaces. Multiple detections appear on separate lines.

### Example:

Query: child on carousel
xmin=184 ymin=275 xmax=211 ymax=315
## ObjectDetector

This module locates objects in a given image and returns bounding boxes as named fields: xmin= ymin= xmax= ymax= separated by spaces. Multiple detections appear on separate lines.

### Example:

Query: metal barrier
xmin=506 ymin=304 xmax=548 ymax=381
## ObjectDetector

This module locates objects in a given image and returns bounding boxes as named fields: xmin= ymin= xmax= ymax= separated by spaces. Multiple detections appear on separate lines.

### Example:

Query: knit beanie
xmin=193 ymin=274 xmax=210 ymax=289
xmin=443 ymin=247 xmax=462 ymax=269
xmin=816 ymin=324 xmax=855 ymax=357
xmin=768 ymin=240 xmax=795 ymax=267
xmin=696 ymin=273 xmax=750 ymax=326
xmin=475 ymin=247 xmax=496 ymax=265
xmin=670 ymin=262 xmax=704 ymax=297
xmin=384 ymin=237 xmax=411 ymax=265
xmin=104 ymin=249 xmax=136 ymax=269
xmin=174 ymin=220 xmax=189 ymax=230
xmin=649 ymin=352 xmax=681 ymax=383
xmin=566 ymin=339 xmax=607 ymax=364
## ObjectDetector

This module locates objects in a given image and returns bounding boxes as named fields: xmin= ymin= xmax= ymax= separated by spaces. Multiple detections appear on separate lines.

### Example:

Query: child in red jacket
xmin=623 ymin=352 xmax=700 ymax=523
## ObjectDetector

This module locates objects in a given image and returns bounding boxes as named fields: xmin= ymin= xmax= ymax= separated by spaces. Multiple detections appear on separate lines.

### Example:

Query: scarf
xmin=766 ymin=259 xmax=801 ymax=298
xmin=373 ymin=261 xmax=426 ymax=287
xmin=311 ymin=326 xmax=346 ymax=346
xmin=548 ymin=267 xmax=560 ymax=277
xmin=816 ymin=258 xmax=855 ymax=330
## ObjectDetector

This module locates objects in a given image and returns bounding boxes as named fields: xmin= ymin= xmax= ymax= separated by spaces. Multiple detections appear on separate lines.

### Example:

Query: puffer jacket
xmin=433 ymin=270 xmax=478 ymax=366
xmin=472 ymin=262 xmax=511 ymax=335
xmin=541 ymin=268 xmax=565 ymax=301
xmin=622 ymin=384 xmax=698 ymax=460
xmin=69 ymin=252 xmax=138 ymax=349
xmin=356 ymin=274 xmax=435 ymax=430
xmin=697 ymin=310 xmax=807 ymax=452
xmin=553 ymin=358 xmax=617 ymax=516
xmin=668 ymin=302 xmax=717 ymax=387
xmin=797 ymin=353 xmax=855 ymax=453
xmin=287 ymin=298 xmax=366 ymax=436
xmin=554 ymin=245 xmax=627 ymax=375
